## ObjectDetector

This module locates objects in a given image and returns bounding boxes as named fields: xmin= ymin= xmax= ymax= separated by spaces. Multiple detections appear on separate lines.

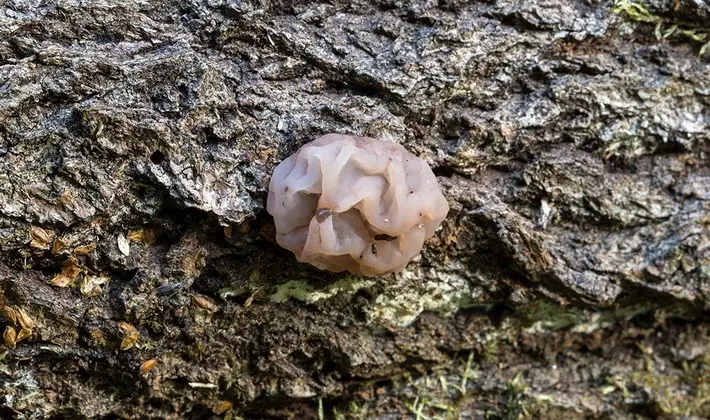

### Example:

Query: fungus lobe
xmin=266 ymin=134 xmax=449 ymax=276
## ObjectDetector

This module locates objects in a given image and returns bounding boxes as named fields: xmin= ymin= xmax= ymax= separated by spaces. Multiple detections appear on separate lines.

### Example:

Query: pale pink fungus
xmin=267 ymin=134 xmax=449 ymax=276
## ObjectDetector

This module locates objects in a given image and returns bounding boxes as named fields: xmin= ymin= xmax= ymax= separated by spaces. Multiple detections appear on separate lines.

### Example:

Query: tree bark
xmin=1 ymin=0 xmax=709 ymax=418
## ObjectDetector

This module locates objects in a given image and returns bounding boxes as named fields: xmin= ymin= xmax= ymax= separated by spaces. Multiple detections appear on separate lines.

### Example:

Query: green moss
xmin=613 ymin=0 xmax=659 ymax=23
xmin=613 ymin=0 xmax=710 ymax=57
xmin=630 ymin=370 xmax=710 ymax=416
xmin=350 ymin=352 xmax=554 ymax=419
xmin=269 ymin=268 xmax=479 ymax=327
xmin=334 ymin=296 xmax=707 ymax=418
xmin=405 ymin=394 xmax=457 ymax=420
xmin=516 ymin=300 xmax=671 ymax=333
xmin=370 ymin=273 xmax=477 ymax=326
xmin=517 ymin=301 xmax=586 ymax=331
xmin=270 ymin=276 xmax=376 ymax=304
xmin=599 ymin=345 xmax=710 ymax=416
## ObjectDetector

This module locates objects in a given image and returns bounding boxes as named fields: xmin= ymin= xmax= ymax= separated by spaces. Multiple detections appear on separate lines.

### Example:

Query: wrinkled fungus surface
xmin=267 ymin=134 xmax=449 ymax=276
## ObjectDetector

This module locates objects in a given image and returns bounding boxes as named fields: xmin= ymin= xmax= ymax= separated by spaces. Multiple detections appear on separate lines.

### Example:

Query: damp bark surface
xmin=1 ymin=0 xmax=709 ymax=418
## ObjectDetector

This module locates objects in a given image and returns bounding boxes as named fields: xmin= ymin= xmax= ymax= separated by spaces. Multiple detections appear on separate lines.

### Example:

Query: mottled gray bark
xmin=0 ymin=0 xmax=709 ymax=418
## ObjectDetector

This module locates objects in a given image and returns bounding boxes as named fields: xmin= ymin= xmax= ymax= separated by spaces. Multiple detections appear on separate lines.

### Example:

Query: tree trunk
xmin=1 ymin=0 xmax=709 ymax=418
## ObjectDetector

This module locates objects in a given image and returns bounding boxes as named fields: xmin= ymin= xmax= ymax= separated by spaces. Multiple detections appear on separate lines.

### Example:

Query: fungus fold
xmin=267 ymin=134 xmax=449 ymax=276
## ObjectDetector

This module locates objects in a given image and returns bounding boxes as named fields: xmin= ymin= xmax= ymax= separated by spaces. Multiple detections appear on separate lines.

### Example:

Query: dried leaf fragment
xmin=191 ymin=294 xmax=218 ymax=313
xmin=79 ymin=277 xmax=98 ymax=296
xmin=117 ymin=233 xmax=130 ymax=256
xmin=73 ymin=242 xmax=97 ymax=255
xmin=63 ymin=256 xmax=81 ymax=271
xmin=80 ymin=274 xmax=109 ymax=297
xmin=244 ymin=287 xmax=265 ymax=308
xmin=3 ymin=326 xmax=16 ymax=348
xmin=128 ymin=228 xmax=155 ymax=244
xmin=119 ymin=321 xmax=137 ymax=335
xmin=50 ymin=257 xmax=83 ymax=287
xmin=180 ymin=250 xmax=206 ymax=277
xmin=188 ymin=382 xmax=218 ymax=389
xmin=51 ymin=237 xmax=67 ymax=255
xmin=88 ymin=328 xmax=107 ymax=347
xmin=213 ymin=401 xmax=233 ymax=415
xmin=0 ymin=306 xmax=17 ymax=325
xmin=239 ymin=219 xmax=251 ymax=234
xmin=119 ymin=321 xmax=139 ymax=350
xmin=15 ymin=307 xmax=35 ymax=329
xmin=140 ymin=359 xmax=157 ymax=374
xmin=50 ymin=273 xmax=73 ymax=287
xmin=29 ymin=226 xmax=54 ymax=249
xmin=120 ymin=333 xmax=139 ymax=351
xmin=16 ymin=328 xmax=32 ymax=342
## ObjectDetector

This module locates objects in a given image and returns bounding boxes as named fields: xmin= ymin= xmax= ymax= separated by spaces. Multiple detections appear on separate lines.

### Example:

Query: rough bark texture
xmin=1 ymin=0 xmax=709 ymax=418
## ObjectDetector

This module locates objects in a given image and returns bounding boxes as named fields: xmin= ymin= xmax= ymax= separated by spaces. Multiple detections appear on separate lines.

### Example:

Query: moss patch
xmin=613 ymin=0 xmax=710 ymax=56
xmin=270 ymin=276 xmax=377 ymax=304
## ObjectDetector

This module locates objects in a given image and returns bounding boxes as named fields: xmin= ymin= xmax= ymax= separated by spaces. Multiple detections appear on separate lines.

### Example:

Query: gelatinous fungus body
xmin=267 ymin=134 xmax=449 ymax=276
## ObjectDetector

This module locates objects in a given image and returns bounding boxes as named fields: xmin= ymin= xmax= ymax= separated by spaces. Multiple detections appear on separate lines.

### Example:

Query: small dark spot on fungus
xmin=284 ymin=186 xmax=289 ymax=192
xmin=371 ymin=243 xmax=378 ymax=255
xmin=409 ymin=191 xmax=414 ymax=194
xmin=316 ymin=208 xmax=333 ymax=223
xmin=150 ymin=150 xmax=165 ymax=164
xmin=374 ymin=234 xmax=397 ymax=242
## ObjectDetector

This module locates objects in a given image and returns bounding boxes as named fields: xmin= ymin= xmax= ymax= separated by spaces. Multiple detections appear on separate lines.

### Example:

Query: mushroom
xmin=267 ymin=134 xmax=449 ymax=276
